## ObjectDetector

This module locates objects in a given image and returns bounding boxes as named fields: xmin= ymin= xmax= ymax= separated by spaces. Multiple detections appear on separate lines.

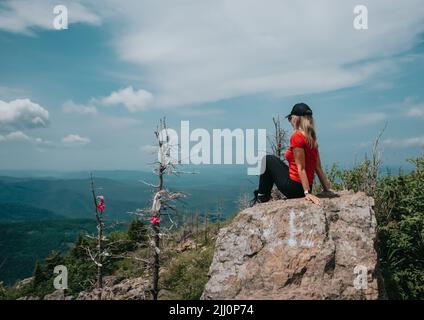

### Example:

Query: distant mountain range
xmin=0 ymin=166 xmax=254 ymax=220
xmin=0 ymin=203 xmax=60 ymax=221
xmin=0 ymin=167 xmax=253 ymax=285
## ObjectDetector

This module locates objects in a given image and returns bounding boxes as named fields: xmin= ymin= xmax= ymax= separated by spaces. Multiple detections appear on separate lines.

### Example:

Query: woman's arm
xmin=293 ymin=147 xmax=321 ymax=205
xmin=315 ymin=150 xmax=332 ymax=192
xmin=293 ymin=147 xmax=311 ymax=192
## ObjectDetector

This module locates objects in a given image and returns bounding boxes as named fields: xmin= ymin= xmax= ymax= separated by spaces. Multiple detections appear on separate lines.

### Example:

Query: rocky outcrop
xmin=16 ymin=295 xmax=40 ymax=300
xmin=77 ymin=276 xmax=149 ymax=300
xmin=202 ymin=191 xmax=383 ymax=300
xmin=15 ymin=277 xmax=33 ymax=290
xmin=176 ymin=239 xmax=197 ymax=253
xmin=44 ymin=289 xmax=73 ymax=300
xmin=24 ymin=276 xmax=150 ymax=300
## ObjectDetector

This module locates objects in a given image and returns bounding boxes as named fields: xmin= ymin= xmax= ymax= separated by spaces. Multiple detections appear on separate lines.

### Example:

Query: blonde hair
xmin=292 ymin=115 xmax=318 ymax=149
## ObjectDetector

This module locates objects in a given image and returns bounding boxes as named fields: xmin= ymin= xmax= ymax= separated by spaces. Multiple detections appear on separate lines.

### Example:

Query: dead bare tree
xmin=88 ymin=173 xmax=106 ymax=300
xmin=238 ymin=191 xmax=250 ymax=211
xmin=204 ymin=212 xmax=209 ymax=243
xmin=215 ymin=198 xmax=223 ymax=232
xmin=371 ymin=123 xmax=387 ymax=190
xmin=364 ymin=122 xmax=387 ymax=196
xmin=267 ymin=114 xmax=288 ymax=159
xmin=337 ymin=123 xmax=387 ymax=196
xmin=82 ymin=178 xmax=130 ymax=300
xmin=190 ymin=212 xmax=194 ymax=235
xmin=195 ymin=211 xmax=199 ymax=249
xmin=135 ymin=117 xmax=186 ymax=300
xmin=266 ymin=115 xmax=289 ymax=199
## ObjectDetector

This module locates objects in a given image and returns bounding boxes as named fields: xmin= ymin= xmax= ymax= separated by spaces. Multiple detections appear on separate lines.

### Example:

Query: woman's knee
xmin=265 ymin=154 xmax=279 ymax=166
xmin=266 ymin=154 xmax=277 ymax=161
xmin=260 ymin=154 xmax=275 ymax=174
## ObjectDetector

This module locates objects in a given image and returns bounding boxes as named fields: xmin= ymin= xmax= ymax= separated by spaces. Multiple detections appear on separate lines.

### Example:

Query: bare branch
xmin=84 ymin=246 xmax=102 ymax=267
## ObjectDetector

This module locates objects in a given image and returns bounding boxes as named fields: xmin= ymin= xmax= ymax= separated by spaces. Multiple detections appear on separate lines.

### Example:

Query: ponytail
xmin=293 ymin=115 xmax=318 ymax=149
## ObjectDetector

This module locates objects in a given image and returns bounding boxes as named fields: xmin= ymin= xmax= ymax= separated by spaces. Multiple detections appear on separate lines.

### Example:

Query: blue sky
xmin=0 ymin=0 xmax=423 ymax=172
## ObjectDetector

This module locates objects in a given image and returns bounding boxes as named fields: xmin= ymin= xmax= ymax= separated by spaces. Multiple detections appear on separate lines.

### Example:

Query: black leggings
xmin=258 ymin=154 xmax=311 ymax=201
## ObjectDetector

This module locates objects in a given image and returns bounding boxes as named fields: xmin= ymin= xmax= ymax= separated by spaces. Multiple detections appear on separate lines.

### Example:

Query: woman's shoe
xmin=249 ymin=190 xmax=269 ymax=207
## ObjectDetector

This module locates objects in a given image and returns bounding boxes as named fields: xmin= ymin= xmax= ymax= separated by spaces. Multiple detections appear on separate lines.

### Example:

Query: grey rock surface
xmin=202 ymin=191 xmax=381 ymax=300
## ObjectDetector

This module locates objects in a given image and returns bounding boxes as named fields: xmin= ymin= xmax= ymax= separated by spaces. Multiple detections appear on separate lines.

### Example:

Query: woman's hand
xmin=305 ymin=193 xmax=321 ymax=205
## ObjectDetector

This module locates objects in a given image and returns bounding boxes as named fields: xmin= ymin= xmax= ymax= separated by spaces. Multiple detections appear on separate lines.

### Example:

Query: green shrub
xmin=0 ymin=282 xmax=7 ymax=299
xmin=161 ymin=245 xmax=215 ymax=300
xmin=325 ymin=153 xmax=424 ymax=299
xmin=375 ymin=156 xmax=424 ymax=299
xmin=127 ymin=219 xmax=148 ymax=245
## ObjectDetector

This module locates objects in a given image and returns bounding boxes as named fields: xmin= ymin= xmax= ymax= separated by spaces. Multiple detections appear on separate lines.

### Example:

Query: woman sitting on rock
xmin=252 ymin=103 xmax=332 ymax=206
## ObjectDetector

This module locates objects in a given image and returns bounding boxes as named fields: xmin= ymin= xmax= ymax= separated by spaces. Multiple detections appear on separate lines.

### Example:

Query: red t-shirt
xmin=284 ymin=130 xmax=318 ymax=186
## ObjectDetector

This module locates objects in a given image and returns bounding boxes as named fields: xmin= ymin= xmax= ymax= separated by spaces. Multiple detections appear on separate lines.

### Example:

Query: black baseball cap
xmin=285 ymin=103 xmax=313 ymax=118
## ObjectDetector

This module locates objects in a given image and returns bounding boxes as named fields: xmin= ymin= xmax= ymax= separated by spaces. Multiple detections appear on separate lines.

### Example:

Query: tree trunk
xmin=97 ymin=217 xmax=103 ymax=300
xmin=204 ymin=213 xmax=208 ymax=243
xmin=91 ymin=174 xmax=103 ymax=300
xmin=152 ymin=222 xmax=160 ymax=300
xmin=151 ymin=163 xmax=164 ymax=300
xmin=195 ymin=212 xmax=199 ymax=250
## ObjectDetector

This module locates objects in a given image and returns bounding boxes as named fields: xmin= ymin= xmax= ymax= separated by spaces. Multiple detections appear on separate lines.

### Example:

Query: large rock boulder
xmin=202 ymin=191 xmax=384 ymax=300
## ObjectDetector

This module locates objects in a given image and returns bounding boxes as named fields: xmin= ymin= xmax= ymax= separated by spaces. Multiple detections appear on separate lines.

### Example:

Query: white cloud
xmin=62 ymin=134 xmax=91 ymax=146
xmin=0 ymin=130 xmax=30 ymax=142
xmin=62 ymin=88 xmax=153 ymax=114
xmin=0 ymin=0 xmax=101 ymax=34
xmin=0 ymin=98 xmax=49 ymax=131
xmin=3 ymin=0 xmax=424 ymax=109
xmin=62 ymin=100 xmax=97 ymax=115
xmin=383 ymin=136 xmax=424 ymax=148
xmin=0 ymin=131 xmax=91 ymax=148
xmin=0 ymin=130 xmax=52 ymax=145
xmin=0 ymin=98 xmax=52 ymax=148
xmin=406 ymin=104 xmax=424 ymax=118
xmin=101 ymin=86 xmax=154 ymax=112
xmin=104 ymin=0 xmax=424 ymax=107
xmin=336 ymin=112 xmax=387 ymax=128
